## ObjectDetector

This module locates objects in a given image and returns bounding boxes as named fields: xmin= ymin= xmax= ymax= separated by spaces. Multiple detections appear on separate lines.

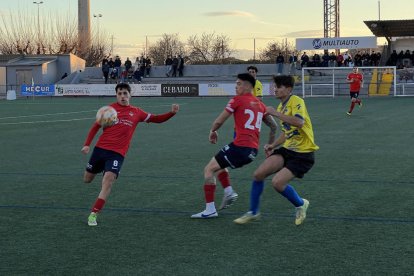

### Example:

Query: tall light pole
xmin=33 ymin=1 xmax=44 ymax=44
xmin=93 ymin=14 xmax=102 ymax=45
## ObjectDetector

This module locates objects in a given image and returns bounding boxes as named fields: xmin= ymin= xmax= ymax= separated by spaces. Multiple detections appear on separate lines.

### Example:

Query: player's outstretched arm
xmin=171 ymin=104 xmax=179 ymax=113
xmin=147 ymin=104 xmax=179 ymax=124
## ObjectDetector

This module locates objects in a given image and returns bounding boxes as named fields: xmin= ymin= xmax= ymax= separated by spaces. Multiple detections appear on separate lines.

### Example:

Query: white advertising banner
xmin=132 ymin=84 xmax=161 ymax=96
xmin=55 ymin=84 xmax=161 ymax=96
xmin=296 ymin=36 xmax=377 ymax=50
xmin=199 ymin=83 xmax=272 ymax=96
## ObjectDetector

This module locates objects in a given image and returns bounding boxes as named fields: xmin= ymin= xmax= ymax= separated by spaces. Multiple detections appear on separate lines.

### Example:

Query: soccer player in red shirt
xmin=346 ymin=66 xmax=363 ymax=115
xmin=81 ymin=83 xmax=179 ymax=226
xmin=191 ymin=73 xmax=277 ymax=219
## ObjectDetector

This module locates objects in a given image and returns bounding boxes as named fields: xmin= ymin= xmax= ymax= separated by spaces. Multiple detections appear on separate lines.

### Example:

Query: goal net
xmin=300 ymin=66 xmax=397 ymax=98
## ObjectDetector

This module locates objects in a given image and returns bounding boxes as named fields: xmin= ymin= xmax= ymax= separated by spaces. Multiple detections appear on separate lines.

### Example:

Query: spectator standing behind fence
xmin=300 ymin=52 xmax=309 ymax=68
xmin=288 ymin=53 xmax=298 ymax=74
xmin=102 ymin=61 xmax=110 ymax=84
xmin=354 ymin=52 xmax=362 ymax=67
xmin=145 ymin=57 xmax=152 ymax=77
xmin=124 ymin=58 xmax=132 ymax=72
xmin=165 ymin=56 xmax=173 ymax=77
xmin=108 ymin=57 xmax=115 ymax=75
xmin=336 ymin=53 xmax=344 ymax=67
xmin=276 ymin=53 xmax=284 ymax=75
xmin=133 ymin=68 xmax=141 ymax=83
xmin=313 ymin=53 xmax=321 ymax=67
xmin=114 ymin=56 xmax=122 ymax=78
xmin=177 ymin=55 xmax=184 ymax=77
xmin=322 ymin=51 xmax=330 ymax=67
xmin=171 ymin=55 xmax=179 ymax=77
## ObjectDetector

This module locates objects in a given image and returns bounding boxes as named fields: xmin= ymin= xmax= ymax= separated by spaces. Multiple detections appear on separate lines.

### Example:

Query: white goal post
xmin=301 ymin=66 xmax=397 ymax=98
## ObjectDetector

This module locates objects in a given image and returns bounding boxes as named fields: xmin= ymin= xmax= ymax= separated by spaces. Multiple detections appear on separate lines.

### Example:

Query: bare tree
xmin=258 ymin=40 xmax=297 ymax=63
xmin=147 ymin=33 xmax=186 ymax=65
xmin=0 ymin=10 xmax=109 ymax=66
xmin=186 ymin=32 xmax=233 ymax=64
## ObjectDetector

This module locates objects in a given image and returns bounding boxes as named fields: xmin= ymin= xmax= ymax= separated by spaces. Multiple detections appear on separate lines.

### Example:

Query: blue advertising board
xmin=21 ymin=85 xmax=55 ymax=96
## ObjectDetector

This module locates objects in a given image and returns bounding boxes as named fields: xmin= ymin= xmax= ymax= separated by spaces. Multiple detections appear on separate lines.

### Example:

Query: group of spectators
xmin=288 ymin=51 xmax=382 ymax=70
xmin=165 ymin=55 xmax=185 ymax=77
xmin=386 ymin=50 xmax=414 ymax=68
xmin=101 ymin=55 xmax=152 ymax=84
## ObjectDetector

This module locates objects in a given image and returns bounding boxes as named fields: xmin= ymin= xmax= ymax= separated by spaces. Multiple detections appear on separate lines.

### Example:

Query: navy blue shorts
xmin=86 ymin=147 xmax=124 ymax=177
xmin=215 ymin=143 xmax=258 ymax=169
xmin=350 ymin=92 xmax=359 ymax=98
xmin=271 ymin=147 xmax=315 ymax=178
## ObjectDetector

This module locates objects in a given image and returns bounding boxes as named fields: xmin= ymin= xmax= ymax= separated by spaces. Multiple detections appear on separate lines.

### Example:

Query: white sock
xmin=224 ymin=186 xmax=234 ymax=196
xmin=205 ymin=202 xmax=216 ymax=213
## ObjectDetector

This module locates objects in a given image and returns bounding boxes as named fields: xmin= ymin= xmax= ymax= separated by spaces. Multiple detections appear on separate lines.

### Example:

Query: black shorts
xmin=271 ymin=147 xmax=315 ymax=178
xmin=215 ymin=143 xmax=258 ymax=169
xmin=86 ymin=147 xmax=124 ymax=177
xmin=350 ymin=92 xmax=359 ymax=98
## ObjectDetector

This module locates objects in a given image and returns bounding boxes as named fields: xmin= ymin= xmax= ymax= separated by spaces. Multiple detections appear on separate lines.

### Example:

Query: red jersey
xmin=85 ymin=103 xmax=151 ymax=157
xmin=347 ymin=72 xmax=363 ymax=92
xmin=225 ymin=93 xmax=267 ymax=149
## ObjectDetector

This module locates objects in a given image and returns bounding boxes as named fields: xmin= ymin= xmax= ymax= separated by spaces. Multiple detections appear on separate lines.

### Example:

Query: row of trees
xmin=0 ymin=11 xmax=297 ymax=66
xmin=147 ymin=33 xmax=298 ymax=65
xmin=0 ymin=10 xmax=109 ymax=66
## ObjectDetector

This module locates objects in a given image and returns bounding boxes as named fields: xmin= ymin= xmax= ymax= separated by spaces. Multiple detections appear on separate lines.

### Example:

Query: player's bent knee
xmin=271 ymin=179 xmax=285 ymax=192
xmin=351 ymin=98 xmax=357 ymax=102
xmin=253 ymin=170 xmax=266 ymax=181
xmin=83 ymin=172 xmax=95 ymax=183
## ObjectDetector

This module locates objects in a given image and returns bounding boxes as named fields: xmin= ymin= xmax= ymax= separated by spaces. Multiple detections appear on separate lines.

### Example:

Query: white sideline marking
xmin=0 ymin=110 xmax=96 ymax=120
xmin=0 ymin=117 xmax=95 ymax=125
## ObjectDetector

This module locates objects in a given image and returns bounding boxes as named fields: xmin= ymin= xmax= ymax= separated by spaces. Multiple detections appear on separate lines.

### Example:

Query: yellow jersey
xmin=277 ymin=95 xmax=319 ymax=153
xmin=253 ymin=79 xmax=263 ymax=97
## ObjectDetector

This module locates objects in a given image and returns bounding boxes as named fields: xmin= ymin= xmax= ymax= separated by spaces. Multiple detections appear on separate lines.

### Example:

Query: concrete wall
xmin=42 ymin=61 xmax=58 ymax=84
xmin=56 ymin=54 xmax=85 ymax=79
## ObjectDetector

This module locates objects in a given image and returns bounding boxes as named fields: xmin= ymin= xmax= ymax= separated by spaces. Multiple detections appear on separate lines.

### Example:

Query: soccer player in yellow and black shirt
xmin=234 ymin=75 xmax=318 ymax=226
xmin=247 ymin=66 xmax=263 ymax=100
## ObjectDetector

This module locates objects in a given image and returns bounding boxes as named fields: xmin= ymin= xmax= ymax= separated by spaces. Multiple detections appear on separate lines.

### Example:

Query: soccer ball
xmin=96 ymin=106 xmax=118 ymax=127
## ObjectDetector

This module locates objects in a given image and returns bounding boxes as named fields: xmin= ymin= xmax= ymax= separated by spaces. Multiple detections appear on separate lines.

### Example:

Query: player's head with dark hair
xmin=273 ymin=75 xmax=295 ymax=89
xmin=236 ymin=73 xmax=256 ymax=95
xmin=115 ymin=83 xmax=132 ymax=106
xmin=247 ymin=66 xmax=258 ymax=73
xmin=238 ymin=73 xmax=256 ymax=87
xmin=247 ymin=66 xmax=258 ymax=79
xmin=115 ymin=83 xmax=131 ymax=93
xmin=272 ymin=75 xmax=295 ymax=99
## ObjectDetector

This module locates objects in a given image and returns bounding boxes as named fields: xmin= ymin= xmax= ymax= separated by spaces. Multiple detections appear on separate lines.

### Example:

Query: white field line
xmin=0 ymin=110 xmax=96 ymax=120
xmin=0 ymin=117 xmax=95 ymax=125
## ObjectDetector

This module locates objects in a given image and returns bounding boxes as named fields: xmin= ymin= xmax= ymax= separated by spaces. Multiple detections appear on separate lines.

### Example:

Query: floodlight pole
xmin=93 ymin=14 xmax=103 ymax=46
xmin=33 ymin=1 xmax=44 ymax=45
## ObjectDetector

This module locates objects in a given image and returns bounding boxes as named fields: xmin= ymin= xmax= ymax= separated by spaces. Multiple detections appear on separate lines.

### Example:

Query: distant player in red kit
xmin=346 ymin=66 xmax=363 ymax=115
xmin=81 ymin=83 xmax=179 ymax=226
xmin=191 ymin=73 xmax=277 ymax=219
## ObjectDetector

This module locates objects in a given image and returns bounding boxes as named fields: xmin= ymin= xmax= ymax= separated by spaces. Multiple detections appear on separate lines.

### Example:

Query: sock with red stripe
xmin=217 ymin=171 xmax=233 ymax=196
xmin=349 ymin=102 xmax=356 ymax=113
xmin=91 ymin=198 xmax=106 ymax=213
xmin=203 ymin=184 xmax=216 ymax=213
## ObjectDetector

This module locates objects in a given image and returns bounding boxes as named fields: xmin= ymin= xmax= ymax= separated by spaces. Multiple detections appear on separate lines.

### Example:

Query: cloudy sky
xmin=1 ymin=0 xmax=413 ymax=60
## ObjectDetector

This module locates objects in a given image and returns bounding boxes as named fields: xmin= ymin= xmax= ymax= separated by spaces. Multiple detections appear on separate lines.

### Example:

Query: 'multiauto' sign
xmin=296 ymin=36 xmax=377 ymax=50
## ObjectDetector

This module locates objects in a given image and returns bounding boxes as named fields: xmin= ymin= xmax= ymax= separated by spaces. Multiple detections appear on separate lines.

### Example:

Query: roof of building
xmin=364 ymin=19 xmax=414 ymax=38
xmin=5 ymin=56 xmax=57 ymax=66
